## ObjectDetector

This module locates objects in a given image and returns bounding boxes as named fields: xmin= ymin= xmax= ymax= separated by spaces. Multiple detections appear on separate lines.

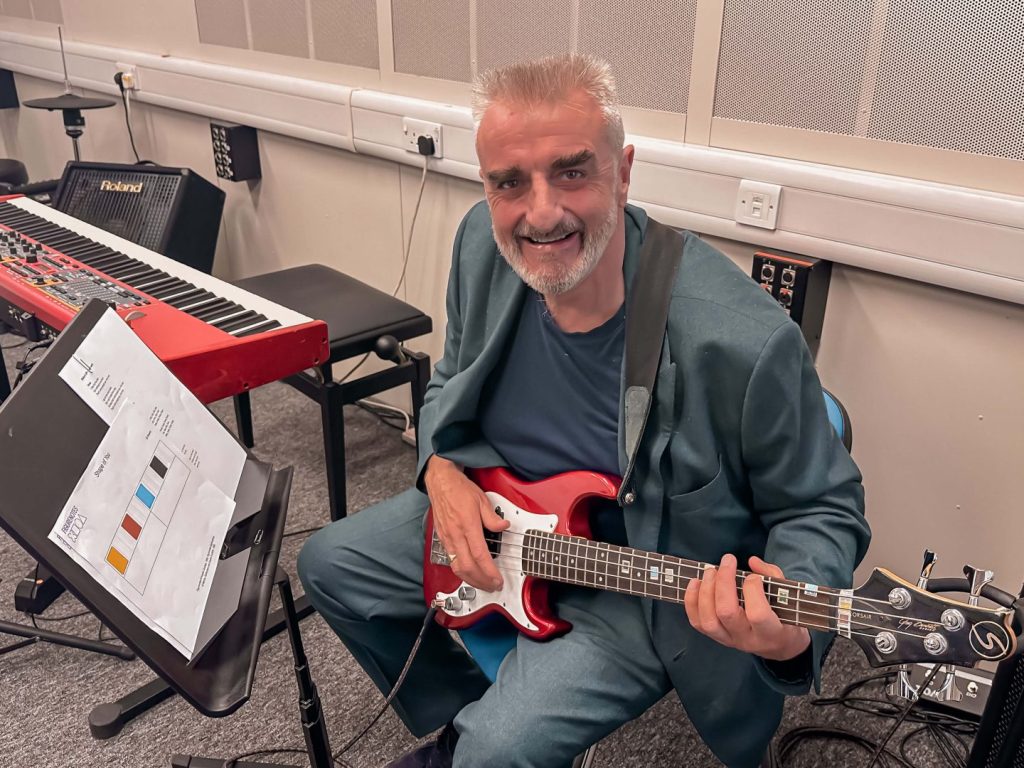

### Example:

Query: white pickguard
xmin=433 ymin=491 xmax=557 ymax=632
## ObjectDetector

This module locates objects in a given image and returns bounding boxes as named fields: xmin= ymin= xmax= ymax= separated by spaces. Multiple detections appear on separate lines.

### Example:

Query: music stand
xmin=0 ymin=300 xmax=331 ymax=765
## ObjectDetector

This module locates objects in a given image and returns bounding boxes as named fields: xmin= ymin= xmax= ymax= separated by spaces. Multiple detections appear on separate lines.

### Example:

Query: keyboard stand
xmin=229 ymin=265 xmax=432 ymax=521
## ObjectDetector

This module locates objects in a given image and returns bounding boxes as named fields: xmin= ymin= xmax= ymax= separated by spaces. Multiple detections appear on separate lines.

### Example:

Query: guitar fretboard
xmin=522 ymin=530 xmax=844 ymax=634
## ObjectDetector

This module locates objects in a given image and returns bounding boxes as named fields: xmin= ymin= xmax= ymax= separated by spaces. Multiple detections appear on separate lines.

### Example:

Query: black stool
xmin=231 ymin=264 xmax=432 ymax=521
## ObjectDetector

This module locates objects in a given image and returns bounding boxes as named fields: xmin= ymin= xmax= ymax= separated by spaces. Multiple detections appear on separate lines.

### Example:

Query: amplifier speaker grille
xmin=57 ymin=170 xmax=181 ymax=252
xmin=54 ymin=163 xmax=225 ymax=274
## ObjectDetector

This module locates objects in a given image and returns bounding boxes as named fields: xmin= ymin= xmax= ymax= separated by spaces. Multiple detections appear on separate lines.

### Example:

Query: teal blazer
xmin=416 ymin=201 xmax=870 ymax=767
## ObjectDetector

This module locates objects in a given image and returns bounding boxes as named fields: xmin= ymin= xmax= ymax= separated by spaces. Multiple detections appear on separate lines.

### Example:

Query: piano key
xmin=164 ymin=289 xmax=208 ymax=307
xmin=234 ymin=319 xmax=282 ymax=337
xmin=214 ymin=311 xmax=262 ymax=332
xmin=190 ymin=299 xmax=236 ymax=321
xmin=201 ymin=306 xmax=249 ymax=324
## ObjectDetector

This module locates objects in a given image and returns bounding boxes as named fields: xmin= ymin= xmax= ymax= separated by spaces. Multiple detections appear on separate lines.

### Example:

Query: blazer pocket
xmin=666 ymin=458 xmax=729 ymax=514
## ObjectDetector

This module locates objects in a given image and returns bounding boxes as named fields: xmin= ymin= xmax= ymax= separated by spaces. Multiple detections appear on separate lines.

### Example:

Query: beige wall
xmin=3 ymin=61 xmax=1022 ymax=590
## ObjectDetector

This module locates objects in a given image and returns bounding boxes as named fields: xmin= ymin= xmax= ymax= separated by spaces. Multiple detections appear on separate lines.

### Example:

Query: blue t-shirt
xmin=478 ymin=289 xmax=627 ymax=543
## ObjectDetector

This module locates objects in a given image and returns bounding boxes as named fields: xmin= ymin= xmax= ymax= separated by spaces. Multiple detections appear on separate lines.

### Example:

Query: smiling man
xmin=299 ymin=54 xmax=869 ymax=768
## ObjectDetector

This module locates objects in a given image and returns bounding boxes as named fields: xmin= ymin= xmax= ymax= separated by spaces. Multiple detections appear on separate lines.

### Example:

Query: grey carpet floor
xmin=0 ymin=331 xmax=964 ymax=767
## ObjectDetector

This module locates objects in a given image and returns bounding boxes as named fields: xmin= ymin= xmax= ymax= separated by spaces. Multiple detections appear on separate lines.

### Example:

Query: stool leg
xmin=321 ymin=379 xmax=347 ymax=521
xmin=0 ymin=346 xmax=11 ymax=404
xmin=408 ymin=350 xmax=431 ymax=439
xmin=233 ymin=392 xmax=255 ymax=449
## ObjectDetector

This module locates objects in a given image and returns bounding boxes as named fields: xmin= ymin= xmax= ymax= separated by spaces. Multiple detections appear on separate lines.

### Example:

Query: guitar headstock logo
xmin=969 ymin=621 xmax=1012 ymax=660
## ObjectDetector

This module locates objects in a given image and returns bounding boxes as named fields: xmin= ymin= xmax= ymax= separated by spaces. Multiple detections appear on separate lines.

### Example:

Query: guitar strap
xmin=618 ymin=218 xmax=683 ymax=506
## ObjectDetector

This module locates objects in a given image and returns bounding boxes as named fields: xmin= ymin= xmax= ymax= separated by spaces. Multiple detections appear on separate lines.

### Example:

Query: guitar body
xmin=423 ymin=466 xmax=620 ymax=640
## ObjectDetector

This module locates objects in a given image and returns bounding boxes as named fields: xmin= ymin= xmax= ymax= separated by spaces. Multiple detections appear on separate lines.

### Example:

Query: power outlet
xmin=735 ymin=180 xmax=780 ymax=229
xmin=115 ymin=62 xmax=140 ymax=91
xmin=402 ymin=117 xmax=443 ymax=158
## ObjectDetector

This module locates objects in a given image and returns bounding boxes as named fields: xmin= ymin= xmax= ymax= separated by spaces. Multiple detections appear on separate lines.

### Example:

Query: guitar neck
xmin=522 ymin=531 xmax=845 ymax=633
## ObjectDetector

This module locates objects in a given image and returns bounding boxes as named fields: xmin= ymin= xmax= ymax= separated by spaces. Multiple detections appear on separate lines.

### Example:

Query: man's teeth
xmin=528 ymin=232 xmax=575 ymax=244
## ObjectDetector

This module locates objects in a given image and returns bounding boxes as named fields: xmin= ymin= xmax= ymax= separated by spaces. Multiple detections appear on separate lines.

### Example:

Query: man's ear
xmin=619 ymin=145 xmax=636 ymax=202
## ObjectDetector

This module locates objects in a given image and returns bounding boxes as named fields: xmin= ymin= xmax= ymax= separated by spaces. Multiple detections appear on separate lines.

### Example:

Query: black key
xmin=199 ymin=304 xmax=247 ymax=324
xmin=190 ymin=299 xmax=235 ymax=321
xmin=214 ymin=311 xmax=260 ymax=332
xmin=164 ymin=289 xmax=206 ymax=308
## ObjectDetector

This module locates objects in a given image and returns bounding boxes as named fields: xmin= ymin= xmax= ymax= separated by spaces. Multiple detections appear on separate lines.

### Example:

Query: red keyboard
xmin=0 ymin=195 xmax=329 ymax=403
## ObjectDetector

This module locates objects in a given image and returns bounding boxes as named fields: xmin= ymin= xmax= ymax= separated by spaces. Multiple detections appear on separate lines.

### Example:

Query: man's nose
xmin=524 ymin=180 xmax=564 ymax=232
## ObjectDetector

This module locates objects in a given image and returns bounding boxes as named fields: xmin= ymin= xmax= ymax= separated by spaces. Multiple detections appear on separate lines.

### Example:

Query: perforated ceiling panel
xmin=867 ymin=0 xmax=1024 ymax=161
xmin=194 ymin=0 xmax=248 ymax=49
xmin=249 ymin=0 xmax=310 ymax=58
xmin=714 ymin=0 xmax=874 ymax=134
xmin=392 ymin=0 xmax=471 ymax=82
xmin=578 ymin=0 xmax=696 ymax=113
xmin=313 ymin=0 xmax=379 ymax=69
xmin=31 ymin=0 xmax=62 ymax=23
xmin=476 ymin=1 xmax=573 ymax=74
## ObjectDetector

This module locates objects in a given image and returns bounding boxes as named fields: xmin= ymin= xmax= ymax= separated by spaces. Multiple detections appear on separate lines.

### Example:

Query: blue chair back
xmin=461 ymin=389 xmax=853 ymax=682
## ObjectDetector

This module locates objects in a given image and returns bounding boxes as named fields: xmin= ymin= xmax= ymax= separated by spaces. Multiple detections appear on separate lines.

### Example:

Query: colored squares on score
xmin=107 ymin=547 xmax=129 ymax=574
xmin=121 ymin=514 xmax=142 ymax=539
xmin=135 ymin=484 xmax=156 ymax=508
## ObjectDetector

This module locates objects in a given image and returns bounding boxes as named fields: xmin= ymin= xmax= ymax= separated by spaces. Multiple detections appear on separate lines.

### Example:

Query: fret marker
xmin=649 ymin=566 xmax=659 ymax=580
xmin=665 ymin=568 xmax=674 ymax=584
xmin=621 ymin=558 xmax=631 ymax=574
xmin=803 ymin=584 xmax=819 ymax=597
xmin=777 ymin=588 xmax=790 ymax=606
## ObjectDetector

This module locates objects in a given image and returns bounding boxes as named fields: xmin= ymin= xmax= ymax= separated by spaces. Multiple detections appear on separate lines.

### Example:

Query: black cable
xmin=0 ymin=636 xmax=40 ymax=656
xmin=866 ymin=663 xmax=943 ymax=768
xmin=118 ymin=87 xmax=142 ymax=164
xmin=29 ymin=609 xmax=92 ymax=622
xmin=1 ymin=338 xmax=28 ymax=350
xmin=280 ymin=528 xmax=319 ymax=540
xmin=777 ymin=726 xmax=917 ymax=768
xmin=332 ymin=607 xmax=439 ymax=763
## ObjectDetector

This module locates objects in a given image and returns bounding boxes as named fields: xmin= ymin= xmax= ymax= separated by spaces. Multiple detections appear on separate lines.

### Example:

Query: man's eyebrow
xmin=551 ymin=150 xmax=594 ymax=170
xmin=485 ymin=166 xmax=521 ymax=183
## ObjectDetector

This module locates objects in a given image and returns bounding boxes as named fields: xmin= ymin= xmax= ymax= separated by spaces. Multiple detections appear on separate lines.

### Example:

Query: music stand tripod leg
xmin=0 ymin=344 xmax=10 ymax=404
xmin=0 ymin=619 xmax=135 ymax=659
xmin=170 ymin=571 xmax=334 ymax=768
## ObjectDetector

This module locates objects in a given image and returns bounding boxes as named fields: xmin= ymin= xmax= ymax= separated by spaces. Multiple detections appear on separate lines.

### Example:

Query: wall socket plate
xmin=115 ymin=62 xmax=140 ymax=90
xmin=735 ymin=180 xmax=781 ymax=229
xmin=402 ymin=117 xmax=443 ymax=159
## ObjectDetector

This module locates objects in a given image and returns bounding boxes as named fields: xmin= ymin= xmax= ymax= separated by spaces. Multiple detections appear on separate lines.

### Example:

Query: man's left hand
xmin=683 ymin=553 xmax=811 ymax=662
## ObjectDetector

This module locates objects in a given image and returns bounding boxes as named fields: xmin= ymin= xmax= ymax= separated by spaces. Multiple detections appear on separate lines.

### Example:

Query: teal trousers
xmin=297 ymin=488 xmax=674 ymax=768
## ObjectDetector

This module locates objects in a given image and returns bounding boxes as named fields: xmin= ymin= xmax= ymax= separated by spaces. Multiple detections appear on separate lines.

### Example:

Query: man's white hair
xmin=471 ymin=53 xmax=625 ymax=154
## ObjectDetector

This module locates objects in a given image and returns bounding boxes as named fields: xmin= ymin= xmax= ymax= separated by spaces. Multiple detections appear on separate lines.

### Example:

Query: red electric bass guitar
xmin=424 ymin=467 xmax=1017 ymax=667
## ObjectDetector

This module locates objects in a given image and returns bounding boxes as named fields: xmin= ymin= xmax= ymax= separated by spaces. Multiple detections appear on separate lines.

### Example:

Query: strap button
xmin=623 ymin=491 xmax=636 ymax=505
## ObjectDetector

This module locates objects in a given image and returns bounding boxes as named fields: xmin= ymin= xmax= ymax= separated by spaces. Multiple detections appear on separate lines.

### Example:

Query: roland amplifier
xmin=53 ymin=161 xmax=225 ymax=274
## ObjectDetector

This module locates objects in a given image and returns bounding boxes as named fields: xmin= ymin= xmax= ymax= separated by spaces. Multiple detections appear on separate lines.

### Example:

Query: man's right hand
xmin=424 ymin=455 xmax=509 ymax=591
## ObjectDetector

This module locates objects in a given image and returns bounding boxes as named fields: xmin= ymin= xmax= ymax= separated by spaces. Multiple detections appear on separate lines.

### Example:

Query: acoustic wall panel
xmin=313 ymin=0 xmax=379 ymax=69
xmin=31 ymin=0 xmax=62 ymax=23
xmin=3 ymin=0 xmax=33 ymax=18
xmin=714 ymin=0 xmax=874 ymax=134
xmin=476 ymin=1 xmax=573 ymax=74
xmin=249 ymin=0 xmax=310 ymax=58
xmin=867 ymin=0 xmax=1024 ymax=161
xmin=578 ymin=0 xmax=696 ymax=113
xmin=392 ymin=0 xmax=471 ymax=82
xmin=195 ymin=0 xmax=249 ymax=50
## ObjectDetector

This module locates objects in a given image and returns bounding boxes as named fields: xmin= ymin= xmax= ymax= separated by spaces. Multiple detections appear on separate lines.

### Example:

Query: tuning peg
xmin=917 ymin=550 xmax=938 ymax=588
xmin=963 ymin=564 xmax=994 ymax=607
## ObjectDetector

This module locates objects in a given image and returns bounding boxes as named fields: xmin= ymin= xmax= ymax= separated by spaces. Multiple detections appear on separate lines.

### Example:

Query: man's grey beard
xmin=493 ymin=202 xmax=620 ymax=296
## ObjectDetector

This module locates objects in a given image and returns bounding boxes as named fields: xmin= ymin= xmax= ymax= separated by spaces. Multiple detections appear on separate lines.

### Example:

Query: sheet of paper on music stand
xmin=56 ymin=307 xmax=246 ymax=498
xmin=48 ymin=402 xmax=235 ymax=659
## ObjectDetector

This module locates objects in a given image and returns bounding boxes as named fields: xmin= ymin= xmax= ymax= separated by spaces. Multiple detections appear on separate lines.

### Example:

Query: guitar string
xmin=438 ymin=554 xmax=948 ymax=645
xmin=444 ymin=528 xmax=946 ymax=610
xmin=432 ymin=534 xmax=968 ymax=630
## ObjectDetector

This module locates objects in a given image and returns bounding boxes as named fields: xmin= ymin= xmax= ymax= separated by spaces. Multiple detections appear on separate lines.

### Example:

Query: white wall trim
xmin=2 ymin=30 xmax=1022 ymax=304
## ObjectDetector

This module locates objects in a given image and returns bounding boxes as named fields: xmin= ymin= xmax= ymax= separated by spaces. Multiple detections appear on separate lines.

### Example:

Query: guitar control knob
xmin=443 ymin=596 xmax=463 ymax=612
xmin=875 ymin=632 xmax=897 ymax=655
xmin=923 ymin=633 xmax=949 ymax=656
xmin=458 ymin=586 xmax=477 ymax=601
xmin=941 ymin=609 xmax=965 ymax=631
xmin=888 ymin=588 xmax=912 ymax=610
